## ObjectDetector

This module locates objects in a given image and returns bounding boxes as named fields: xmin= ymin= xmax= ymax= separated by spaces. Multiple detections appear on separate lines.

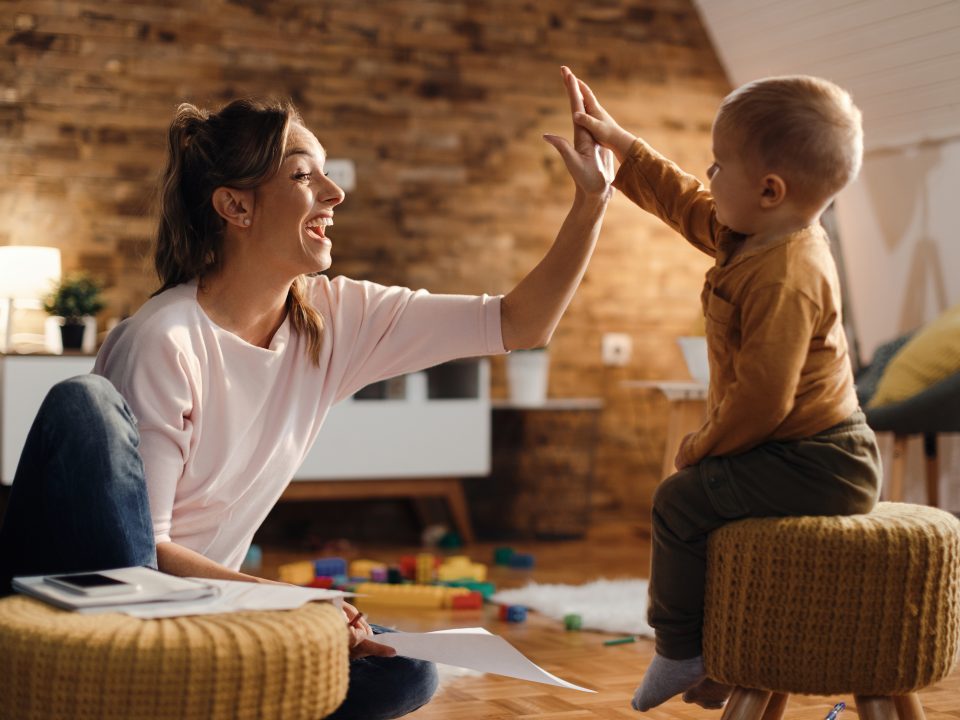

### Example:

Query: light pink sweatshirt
xmin=94 ymin=276 xmax=505 ymax=570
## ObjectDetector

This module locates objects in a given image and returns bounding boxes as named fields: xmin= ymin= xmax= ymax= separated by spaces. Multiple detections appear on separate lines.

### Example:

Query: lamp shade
xmin=0 ymin=247 xmax=62 ymax=300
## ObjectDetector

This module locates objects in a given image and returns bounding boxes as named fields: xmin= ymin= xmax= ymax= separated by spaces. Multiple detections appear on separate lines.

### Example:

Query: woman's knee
xmin=41 ymin=375 xmax=136 ymax=439
xmin=652 ymin=466 xmax=702 ymax=516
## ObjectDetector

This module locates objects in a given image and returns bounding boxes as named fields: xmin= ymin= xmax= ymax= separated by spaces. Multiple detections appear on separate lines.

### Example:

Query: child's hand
xmin=566 ymin=71 xmax=636 ymax=164
xmin=674 ymin=433 xmax=697 ymax=471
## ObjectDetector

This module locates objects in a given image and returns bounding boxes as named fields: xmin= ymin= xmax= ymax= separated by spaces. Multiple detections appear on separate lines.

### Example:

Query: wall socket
xmin=601 ymin=332 xmax=632 ymax=366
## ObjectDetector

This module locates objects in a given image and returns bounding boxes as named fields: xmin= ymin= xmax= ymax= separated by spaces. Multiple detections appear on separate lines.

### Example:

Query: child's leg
xmin=635 ymin=417 xmax=879 ymax=711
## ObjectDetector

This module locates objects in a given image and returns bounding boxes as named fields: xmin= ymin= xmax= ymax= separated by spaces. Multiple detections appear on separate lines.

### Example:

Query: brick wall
xmin=1 ymin=0 xmax=729 ymax=519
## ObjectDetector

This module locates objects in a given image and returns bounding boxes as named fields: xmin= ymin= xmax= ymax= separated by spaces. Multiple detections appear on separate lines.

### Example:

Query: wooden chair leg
xmin=760 ymin=692 xmax=788 ymax=720
xmin=894 ymin=693 xmax=926 ymax=720
xmin=441 ymin=478 xmax=476 ymax=544
xmin=855 ymin=695 xmax=899 ymax=720
xmin=888 ymin=435 xmax=907 ymax=502
xmin=923 ymin=433 xmax=939 ymax=507
xmin=721 ymin=687 xmax=772 ymax=720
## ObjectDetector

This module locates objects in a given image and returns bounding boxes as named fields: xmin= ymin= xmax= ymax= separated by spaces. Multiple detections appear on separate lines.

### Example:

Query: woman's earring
xmin=242 ymin=217 xmax=251 ymax=226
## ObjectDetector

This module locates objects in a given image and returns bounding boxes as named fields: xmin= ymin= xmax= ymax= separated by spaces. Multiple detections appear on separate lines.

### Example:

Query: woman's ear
xmin=759 ymin=174 xmax=787 ymax=209
xmin=212 ymin=187 xmax=254 ymax=227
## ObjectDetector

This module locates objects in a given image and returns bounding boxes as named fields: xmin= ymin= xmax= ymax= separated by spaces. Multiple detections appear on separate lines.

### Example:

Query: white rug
xmin=491 ymin=578 xmax=654 ymax=637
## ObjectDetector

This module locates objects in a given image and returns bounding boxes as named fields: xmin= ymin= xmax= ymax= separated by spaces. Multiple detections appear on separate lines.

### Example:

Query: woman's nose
xmin=320 ymin=176 xmax=346 ymax=206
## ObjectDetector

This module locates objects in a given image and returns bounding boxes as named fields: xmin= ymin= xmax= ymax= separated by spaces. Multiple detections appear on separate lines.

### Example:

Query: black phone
xmin=44 ymin=572 xmax=141 ymax=596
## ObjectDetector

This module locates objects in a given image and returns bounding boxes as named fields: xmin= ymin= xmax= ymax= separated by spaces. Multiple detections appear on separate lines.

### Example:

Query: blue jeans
xmin=0 ymin=375 xmax=439 ymax=720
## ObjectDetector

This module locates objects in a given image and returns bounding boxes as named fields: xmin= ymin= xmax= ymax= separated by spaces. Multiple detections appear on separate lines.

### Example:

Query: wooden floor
xmin=260 ymin=519 xmax=960 ymax=720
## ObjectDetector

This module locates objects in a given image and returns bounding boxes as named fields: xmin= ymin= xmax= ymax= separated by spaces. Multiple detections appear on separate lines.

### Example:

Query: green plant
xmin=43 ymin=273 xmax=106 ymax=322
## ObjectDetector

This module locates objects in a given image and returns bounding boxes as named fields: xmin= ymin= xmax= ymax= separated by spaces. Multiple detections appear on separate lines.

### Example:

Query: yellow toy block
xmin=415 ymin=553 xmax=436 ymax=584
xmin=353 ymin=583 xmax=469 ymax=609
xmin=437 ymin=556 xmax=487 ymax=582
xmin=349 ymin=559 xmax=387 ymax=579
xmin=277 ymin=560 xmax=315 ymax=586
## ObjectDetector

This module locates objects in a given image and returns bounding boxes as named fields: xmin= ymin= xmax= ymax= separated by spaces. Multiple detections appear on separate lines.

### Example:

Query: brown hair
xmin=153 ymin=98 xmax=325 ymax=364
xmin=715 ymin=75 xmax=863 ymax=207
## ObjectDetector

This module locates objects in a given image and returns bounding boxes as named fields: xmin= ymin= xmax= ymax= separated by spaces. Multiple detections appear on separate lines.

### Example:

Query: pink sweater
xmin=94 ymin=276 xmax=505 ymax=570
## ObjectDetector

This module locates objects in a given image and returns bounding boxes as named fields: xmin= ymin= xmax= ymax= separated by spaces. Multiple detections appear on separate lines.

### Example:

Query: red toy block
xmin=451 ymin=591 xmax=483 ymax=609
xmin=308 ymin=576 xmax=334 ymax=589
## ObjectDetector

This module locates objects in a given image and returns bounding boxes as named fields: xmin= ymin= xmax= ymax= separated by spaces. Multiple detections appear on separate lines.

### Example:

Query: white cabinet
xmin=1 ymin=354 xmax=97 ymax=484
xmin=0 ymin=355 xmax=490 ymax=486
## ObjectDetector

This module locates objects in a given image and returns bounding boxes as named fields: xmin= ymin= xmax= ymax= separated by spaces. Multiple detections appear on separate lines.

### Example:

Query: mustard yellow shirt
xmin=613 ymin=139 xmax=858 ymax=462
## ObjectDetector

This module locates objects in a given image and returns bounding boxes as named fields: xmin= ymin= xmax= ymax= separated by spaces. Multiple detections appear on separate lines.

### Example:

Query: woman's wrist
xmin=573 ymin=186 xmax=614 ymax=211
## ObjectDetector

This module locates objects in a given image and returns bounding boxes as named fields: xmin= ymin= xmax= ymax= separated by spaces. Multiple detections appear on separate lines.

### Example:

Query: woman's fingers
xmin=350 ymin=637 xmax=398 ymax=660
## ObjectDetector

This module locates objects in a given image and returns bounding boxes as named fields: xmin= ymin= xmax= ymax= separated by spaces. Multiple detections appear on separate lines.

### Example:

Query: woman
xmin=0 ymin=67 xmax=612 ymax=719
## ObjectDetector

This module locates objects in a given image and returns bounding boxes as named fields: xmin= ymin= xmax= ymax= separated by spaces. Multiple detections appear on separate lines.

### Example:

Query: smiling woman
xmin=0 ymin=69 xmax=614 ymax=720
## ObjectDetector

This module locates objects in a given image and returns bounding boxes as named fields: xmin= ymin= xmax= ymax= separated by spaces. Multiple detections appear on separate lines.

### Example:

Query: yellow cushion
xmin=870 ymin=302 xmax=960 ymax=407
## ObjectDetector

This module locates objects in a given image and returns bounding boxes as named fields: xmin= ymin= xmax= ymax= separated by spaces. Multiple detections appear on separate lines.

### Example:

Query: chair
xmin=0 ymin=597 xmax=349 ymax=719
xmin=865 ymin=370 xmax=960 ymax=506
xmin=703 ymin=503 xmax=960 ymax=720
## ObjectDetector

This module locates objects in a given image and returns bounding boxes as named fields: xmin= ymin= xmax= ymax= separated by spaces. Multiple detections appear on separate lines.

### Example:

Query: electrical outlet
xmin=601 ymin=333 xmax=632 ymax=366
xmin=325 ymin=158 xmax=356 ymax=192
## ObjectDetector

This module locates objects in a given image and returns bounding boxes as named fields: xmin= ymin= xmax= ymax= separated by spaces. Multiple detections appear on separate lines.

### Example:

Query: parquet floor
xmin=260 ymin=518 xmax=960 ymax=720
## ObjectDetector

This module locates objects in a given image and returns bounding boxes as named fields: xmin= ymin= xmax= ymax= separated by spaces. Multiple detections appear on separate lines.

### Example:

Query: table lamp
xmin=0 ymin=246 xmax=62 ymax=353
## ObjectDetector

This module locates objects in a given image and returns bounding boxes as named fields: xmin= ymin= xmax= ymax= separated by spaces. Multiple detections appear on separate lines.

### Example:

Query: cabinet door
xmin=2 ymin=356 xmax=96 ymax=485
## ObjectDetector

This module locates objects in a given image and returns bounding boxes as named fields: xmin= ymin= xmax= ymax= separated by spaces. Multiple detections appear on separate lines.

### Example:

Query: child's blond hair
xmin=715 ymin=75 xmax=863 ymax=208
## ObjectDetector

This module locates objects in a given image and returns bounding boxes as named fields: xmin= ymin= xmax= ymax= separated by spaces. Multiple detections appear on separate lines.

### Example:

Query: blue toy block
xmin=508 ymin=553 xmax=535 ymax=569
xmin=314 ymin=557 xmax=348 ymax=577
xmin=241 ymin=543 xmax=262 ymax=571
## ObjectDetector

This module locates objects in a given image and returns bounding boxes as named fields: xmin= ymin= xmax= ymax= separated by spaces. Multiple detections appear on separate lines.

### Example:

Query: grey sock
xmin=631 ymin=654 xmax=706 ymax=712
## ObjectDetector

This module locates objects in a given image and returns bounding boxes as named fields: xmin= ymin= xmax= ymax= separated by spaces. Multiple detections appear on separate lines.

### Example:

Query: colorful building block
xmin=308 ymin=576 xmax=334 ymax=589
xmin=450 ymin=591 xmax=483 ymax=609
xmin=350 ymin=559 xmax=388 ymax=579
xmin=415 ymin=553 xmax=436 ymax=584
xmin=352 ymin=582 xmax=469 ymax=609
xmin=277 ymin=560 xmax=316 ymax=586
xmin=387 ymin=567 xmax=404 ymax=584
xmin=370 ymin=567 xmax=388 ymax=583
xmin=437 ymin=555 xmax=487 ymax=582
xmin=443 ymin=580 xmax=496 ymax=599
xmin=498 ymin=604 xmax=527 ymax=622
xmin=563 ymin=613 xmax=582 ymax=631
xmin=241 ymin=544 xmax=262 ymax=572
xmin=508 ymin=553 xmax=535 ymax=569
xmin=313 ymin=557 xmax=347 ymax=577
xmin=493 ymin=547 xmax=515 ymax=565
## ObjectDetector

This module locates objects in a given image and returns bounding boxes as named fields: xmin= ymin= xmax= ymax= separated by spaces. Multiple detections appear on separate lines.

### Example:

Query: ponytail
xmin=153 ymin=98 xmax=326 ymax=366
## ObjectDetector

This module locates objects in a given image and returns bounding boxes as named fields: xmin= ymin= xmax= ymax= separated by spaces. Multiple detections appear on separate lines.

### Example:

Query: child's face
xmin=707 ymin=125 xmax=763 ymax=234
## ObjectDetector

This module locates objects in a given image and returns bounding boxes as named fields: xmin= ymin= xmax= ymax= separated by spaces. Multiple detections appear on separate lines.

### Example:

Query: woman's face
xmin=252 ymin=123 xmax=345 ymax=276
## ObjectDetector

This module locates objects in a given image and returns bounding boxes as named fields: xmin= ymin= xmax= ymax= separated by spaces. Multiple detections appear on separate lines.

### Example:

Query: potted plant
xmin=44 ymin=273 xmax=106 ymax=351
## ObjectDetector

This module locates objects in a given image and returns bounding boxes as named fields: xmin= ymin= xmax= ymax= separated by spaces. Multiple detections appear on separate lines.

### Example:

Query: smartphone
xmin=44 ymin=572 xmax=141 ymax=597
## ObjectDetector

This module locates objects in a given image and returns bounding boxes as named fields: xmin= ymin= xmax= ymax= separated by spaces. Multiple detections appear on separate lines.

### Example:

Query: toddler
xmin=570 ymin=71 xmax=882 ymax=711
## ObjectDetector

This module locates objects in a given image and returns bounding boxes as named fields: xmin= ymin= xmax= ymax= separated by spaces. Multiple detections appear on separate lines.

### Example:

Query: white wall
xmin=835 ymin=136 xmax=960 ymax=511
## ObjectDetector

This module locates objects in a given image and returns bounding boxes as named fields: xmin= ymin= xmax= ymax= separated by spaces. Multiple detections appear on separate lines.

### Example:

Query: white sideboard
xmin=0 ymin=354 xmax=491 ymax=486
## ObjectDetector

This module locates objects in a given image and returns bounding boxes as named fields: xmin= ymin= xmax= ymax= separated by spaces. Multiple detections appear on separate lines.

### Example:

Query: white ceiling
xmin=693 ymin=0 xmax=960 ymax=152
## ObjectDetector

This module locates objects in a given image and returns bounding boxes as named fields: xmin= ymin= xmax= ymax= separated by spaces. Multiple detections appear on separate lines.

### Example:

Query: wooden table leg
xmin=721 ymin=688 xmax=772 ymax=720
xmin=760 ymin=692 xmax=788 ymax=720
xmin=855 ymin=695 xmax=899 ymax=720
xmin=894 ymin=693 xmax=926 ymax=720
xmin=888 ymin=435 xmax=907 ymax=502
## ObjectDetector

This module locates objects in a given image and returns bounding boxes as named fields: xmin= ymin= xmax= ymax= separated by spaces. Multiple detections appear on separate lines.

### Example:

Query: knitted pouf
xmin=0 ymin=597 xmax=349 ymax=720
xmin=704 ymin=502 xmax=960 ymax=696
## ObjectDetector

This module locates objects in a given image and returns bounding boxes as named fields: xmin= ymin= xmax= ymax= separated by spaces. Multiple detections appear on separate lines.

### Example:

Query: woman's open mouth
xmin=305 ymin=216 xmax=333 ymax=241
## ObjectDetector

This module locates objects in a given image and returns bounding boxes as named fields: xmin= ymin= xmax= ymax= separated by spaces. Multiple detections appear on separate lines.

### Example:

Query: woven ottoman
xmin=0 ymin=596 xmax=349 ymax=720
xmin=704 ymin=502 xmax=960 ymax=720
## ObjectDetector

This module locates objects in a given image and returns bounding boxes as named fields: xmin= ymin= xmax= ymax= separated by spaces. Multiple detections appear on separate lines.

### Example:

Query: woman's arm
xmin=501 ymin=66 xmax=615 ymax=350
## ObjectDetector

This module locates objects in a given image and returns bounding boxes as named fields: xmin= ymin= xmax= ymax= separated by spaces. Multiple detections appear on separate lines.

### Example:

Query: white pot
xmin=506 ymin=349 xmax=549 ymax=405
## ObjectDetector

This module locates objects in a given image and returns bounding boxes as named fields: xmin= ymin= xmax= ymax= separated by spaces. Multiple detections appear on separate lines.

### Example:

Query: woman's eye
xmin=294 ymin=172 xmax=311 ymax=181
xmin=707 ymin=163 xmax=719 ymax=178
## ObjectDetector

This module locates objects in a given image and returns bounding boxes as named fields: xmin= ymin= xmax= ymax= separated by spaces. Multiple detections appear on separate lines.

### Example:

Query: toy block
xmin=387 ymin=567 xmax=404 ymax=584
xmin=370 ymin=567 xmax=388 ymax=583
xmin=349 ymin=559 xmax=387 ymax=579
xmin=563 ymin=613 xmax=582 ymax=631
xmin=278 ymin=560 xmax=316 ymax=586
xmin=352 ymin=582 xmax=469 ymax=609
xmin=415 ymin=553 xmax=436 ymax=584
xmin=399 ymin=555 xmax=417 ymax=579
xmin=443 ymin=580 xmax=496 ymax=599
xmin=493 ymin=547 xmax=515 ymax=565
xmin=508 ymin=553 xmax=534 ymax=569
xmin=313 ymin=557 xmax=347 ymax=577
xmin=241 ymin=544 xmax=262 ymax=572
xmin=437 ymin=555 xmax=487 ymax=582
xmin=308 ymin=577 xmax=334 ymax=589
xmin=498 ymin=604 xmax=527 ymax=622
xmin=450 ymin=591 xmax=483 ymax=609
xmin=438 ymin=531 xmax=462 ymax=549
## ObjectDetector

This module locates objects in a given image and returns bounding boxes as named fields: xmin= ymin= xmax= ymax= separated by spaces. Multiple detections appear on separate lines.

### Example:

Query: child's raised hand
xmin=568 ymin=72 xmax=636 ymax=163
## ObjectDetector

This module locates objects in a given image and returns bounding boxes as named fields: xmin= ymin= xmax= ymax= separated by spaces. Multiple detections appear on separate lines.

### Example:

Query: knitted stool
xmin=0 ymin=596 xmax=349 ymax=720
xmin=704 ymin=502 xmax=960 ymax=720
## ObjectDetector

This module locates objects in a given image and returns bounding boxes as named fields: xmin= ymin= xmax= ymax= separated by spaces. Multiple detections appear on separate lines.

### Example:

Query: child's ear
xmin=759 ymin=174 xmax=787 ymax=208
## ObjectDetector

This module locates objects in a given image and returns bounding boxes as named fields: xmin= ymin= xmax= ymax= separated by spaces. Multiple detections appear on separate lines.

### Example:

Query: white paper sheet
xmin=374 ymin=627 xmax=595 ymax=693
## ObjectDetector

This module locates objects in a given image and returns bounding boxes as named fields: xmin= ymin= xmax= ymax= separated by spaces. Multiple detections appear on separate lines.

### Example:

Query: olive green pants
xmin=648 ymin=410 xmax=881 ymax=659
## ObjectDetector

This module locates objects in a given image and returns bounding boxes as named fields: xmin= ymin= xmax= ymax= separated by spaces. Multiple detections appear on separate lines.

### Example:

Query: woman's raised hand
xmin=544 ymin=66 xmax=615 ymax=199
xmin=568 ymin=70 xmax=637 ymax=164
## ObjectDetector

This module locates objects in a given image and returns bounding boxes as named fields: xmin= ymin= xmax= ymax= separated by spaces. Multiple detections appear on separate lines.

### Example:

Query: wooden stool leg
xmin=760 ymin=692 xmax=788 ymax=720
xmin=855 ymin=695 xmax=899 ymax=720
xmin=894 ymin=693 xmax=926 ymax=720
xmin=441 ymin=478 xmax=476 ymax=544
xmin=923 ymin=433 xmax=939 ymax=507
xmin=888 ymin=435 xmax=907 ymax=502
xmin=721 ymin=688 xmax=772 ymax=720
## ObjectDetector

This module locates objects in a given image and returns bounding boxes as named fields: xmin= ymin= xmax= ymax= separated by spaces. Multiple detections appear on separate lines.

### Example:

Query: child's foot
xmin=631 ymin=654 xmax=706 ymax=711
xmin=682 ymin=677 xmax=734 ymax=709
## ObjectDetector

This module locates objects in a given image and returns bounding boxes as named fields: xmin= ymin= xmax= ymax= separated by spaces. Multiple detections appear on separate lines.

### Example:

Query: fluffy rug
xmin=491 ymin=578 xmax=654 ymax=636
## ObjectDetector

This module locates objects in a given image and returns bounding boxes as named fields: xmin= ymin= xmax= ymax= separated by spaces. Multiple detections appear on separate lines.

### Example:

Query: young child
xmin=569 ymin=72 xmax=882 ymax=711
